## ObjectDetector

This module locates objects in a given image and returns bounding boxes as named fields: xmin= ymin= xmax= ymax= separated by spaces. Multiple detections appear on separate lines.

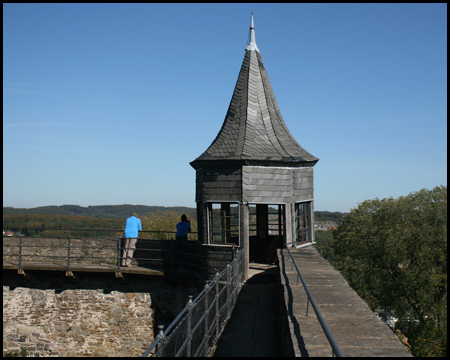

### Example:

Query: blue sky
xmin=3 ymin=3 xmax=447 ymax=212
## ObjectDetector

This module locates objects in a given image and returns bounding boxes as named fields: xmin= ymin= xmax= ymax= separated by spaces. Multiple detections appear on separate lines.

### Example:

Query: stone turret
xmin=191 ymin=14 xmax=318 ymax=279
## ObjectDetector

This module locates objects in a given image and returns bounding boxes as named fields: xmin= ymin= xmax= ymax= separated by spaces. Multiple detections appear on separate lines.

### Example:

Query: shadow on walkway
xmin=213 ymin=264 xmax=284 ymax=357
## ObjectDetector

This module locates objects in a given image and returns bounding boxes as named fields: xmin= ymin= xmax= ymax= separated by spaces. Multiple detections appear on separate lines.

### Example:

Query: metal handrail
xmin=3 ymin=228 xmax=198 ymax=240
xmin=2 ymin=235 xmax=224 ymax=275
xmin=285 ymin=246 xmax=343 ymax=357
xmin=142 ymin=249 xmax=243 ymax=357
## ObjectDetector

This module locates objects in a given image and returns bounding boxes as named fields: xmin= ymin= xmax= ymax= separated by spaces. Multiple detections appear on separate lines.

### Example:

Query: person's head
xmin=181 ymin=214 xmax=187 ymax=222
xmin=132 ymin=212 xmax=138 ymax=217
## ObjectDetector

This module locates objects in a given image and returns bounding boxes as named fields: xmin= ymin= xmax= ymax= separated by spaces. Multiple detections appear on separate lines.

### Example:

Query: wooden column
xmin=196 ymin=202 xmax=205 ymax=244
xmin=284 ymin=203 xmax=293 ymax=247
xmin=256 ymin=204 xmax=268 ymax=239
xmin=240 ymin=203 xmax=249 ymax=281
xmin=221 ymin=203 xmax=231 ymax=242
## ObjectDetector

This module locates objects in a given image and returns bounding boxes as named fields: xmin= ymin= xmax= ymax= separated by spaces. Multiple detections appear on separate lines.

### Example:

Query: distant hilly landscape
xmin=3 ymin=204 xmax=197 ymax=219
xmin=3 ymin=205 xmax=346 ymax=222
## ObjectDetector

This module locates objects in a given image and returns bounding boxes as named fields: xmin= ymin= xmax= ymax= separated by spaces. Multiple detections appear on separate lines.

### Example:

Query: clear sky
xmin=3 ymin=3 xmax=447 ymax=212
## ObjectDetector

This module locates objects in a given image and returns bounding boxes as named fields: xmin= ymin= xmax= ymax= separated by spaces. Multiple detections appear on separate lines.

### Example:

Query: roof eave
xmin=190 ymin=157 xmax=319 ymax=170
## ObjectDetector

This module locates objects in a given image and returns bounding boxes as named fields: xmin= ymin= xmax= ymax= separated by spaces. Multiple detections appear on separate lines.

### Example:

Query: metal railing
xmin=142 ymin=249 xmax=244 ymax=357
xmin=285 ymin=246 xmax=343 ymax=357
xmin=2 ymin=231 xmax=224 ymax=276
xmin=3 ymin=228 xmax=198 ymax=241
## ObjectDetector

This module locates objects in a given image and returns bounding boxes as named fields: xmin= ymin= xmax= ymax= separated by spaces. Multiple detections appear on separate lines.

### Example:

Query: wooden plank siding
xmin=196 ymin=167 xmax=242 ymax=202
xmin=293 ymin=167 xmax=314 ymax=202
xmin=196 ymin=166 xmax=313 ymax=204
xmin=242 ymin=166 xmax=313 ymax=203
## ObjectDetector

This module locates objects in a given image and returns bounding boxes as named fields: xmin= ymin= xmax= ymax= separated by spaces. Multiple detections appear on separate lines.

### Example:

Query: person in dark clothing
xmin=176 ymin=214 xmax=191 ymax=241
xmin=175 ymin=214 xmax=191 ymax=270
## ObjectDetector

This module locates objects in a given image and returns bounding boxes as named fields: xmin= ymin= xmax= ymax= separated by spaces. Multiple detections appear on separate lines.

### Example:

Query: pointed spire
xmin=190 ymin=13 xmax=318 ymax=170
xmin=245 ymin=13 xmax=259 ymax=52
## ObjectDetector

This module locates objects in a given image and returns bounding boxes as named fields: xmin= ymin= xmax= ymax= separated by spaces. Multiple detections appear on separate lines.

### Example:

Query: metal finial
xmin=246 ymin=13 xmax=259 ymax=52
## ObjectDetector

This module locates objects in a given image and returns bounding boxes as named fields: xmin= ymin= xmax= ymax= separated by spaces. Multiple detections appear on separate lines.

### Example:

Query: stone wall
xmin=2 ymin=237 xmax=233 ymax=356
xmin=3 ymin=286 xmax=154 ymax=357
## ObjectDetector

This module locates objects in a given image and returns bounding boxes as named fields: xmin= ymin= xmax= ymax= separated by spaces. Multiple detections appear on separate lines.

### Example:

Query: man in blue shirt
xmin=122 ymin=212 xmax=142 ymax=267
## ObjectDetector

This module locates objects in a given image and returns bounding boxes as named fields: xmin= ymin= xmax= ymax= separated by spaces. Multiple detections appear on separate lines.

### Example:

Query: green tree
xmin=333 ymin=186 xmax=447 ymax=357
xmin=314 ymin=230 xmax=336 ymax=266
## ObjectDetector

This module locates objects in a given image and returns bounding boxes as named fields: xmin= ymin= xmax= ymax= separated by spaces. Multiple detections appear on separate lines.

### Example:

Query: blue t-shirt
xmin=124 ymin=216 xmax=142 ymax=238
xmin=176 ymin=221 xmax=191 ymax=237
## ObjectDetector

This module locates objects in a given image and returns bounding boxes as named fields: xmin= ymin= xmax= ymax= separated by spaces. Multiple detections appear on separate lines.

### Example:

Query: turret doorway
xmin=249 ymin=204 xmax=285 ymax=263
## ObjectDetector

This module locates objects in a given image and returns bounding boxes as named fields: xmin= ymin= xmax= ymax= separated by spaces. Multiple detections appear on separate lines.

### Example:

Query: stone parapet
xmin=277 ymin=247 xmax=412 ymax=357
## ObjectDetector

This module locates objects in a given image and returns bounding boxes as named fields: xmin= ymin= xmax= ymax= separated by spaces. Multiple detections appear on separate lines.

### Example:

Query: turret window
xmin=207 ymin=203 xmax=239 ymax=245
xmin=294 ymin=202 xmax=312 ymax=244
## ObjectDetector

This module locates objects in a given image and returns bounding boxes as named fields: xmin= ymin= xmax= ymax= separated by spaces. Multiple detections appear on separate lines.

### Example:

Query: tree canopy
xmin=333 ymin=186 xmax=447 ymax=357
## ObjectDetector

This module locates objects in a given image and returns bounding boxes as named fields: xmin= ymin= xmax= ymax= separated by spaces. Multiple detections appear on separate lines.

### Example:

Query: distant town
xmin=314 ymin=221 xmax=342 ymax=231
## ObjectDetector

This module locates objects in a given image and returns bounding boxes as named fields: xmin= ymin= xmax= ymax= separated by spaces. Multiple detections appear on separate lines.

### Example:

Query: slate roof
xmin=190 ymin=15 xmax=318 ymax=170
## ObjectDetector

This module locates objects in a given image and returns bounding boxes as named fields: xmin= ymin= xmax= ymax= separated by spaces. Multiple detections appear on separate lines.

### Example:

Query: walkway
xmin=278 ymin=246 xmax=412 ymax=357
xmin=3 ymin=262 xmax=165 ymax=277
xmin=212 ymin=263 xmax=283 ymax=357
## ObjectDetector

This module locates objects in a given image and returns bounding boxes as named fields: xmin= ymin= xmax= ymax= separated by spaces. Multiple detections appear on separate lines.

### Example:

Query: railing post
xmin=204 ymin=282 xmax=210 ymax=354
xmin=226 ymin=263 xmax=231 ymax=319
xmin=66 ymin=236 xmax=71 ymax=275
xmin=170 ymin=240 xmax=173 ymax=273
xmin=117 ymin=237 xmax=122 ymax=272
xmin=215 ymin=270 xmax=220 ymax=338
xmin=157 ymin=324 xmax=165 ymax=337
xmin=186 ymin=295 xmax=193 ymax=357
xmin=18 ymin=236 xmax=23 ymax=275
xmin=155 ymin=324 xmax=165 ymax=353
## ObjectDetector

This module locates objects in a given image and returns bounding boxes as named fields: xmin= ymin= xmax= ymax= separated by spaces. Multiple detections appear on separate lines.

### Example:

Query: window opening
xmin=249 ymin=204 xmax=284 ymax=237
xmin=208 ymin=203 xmax=239 ymax=245
xmin=268 ymin=205 xmax=284 ymax=237
xmin=295 ymin=202 xmax=312 ymax=244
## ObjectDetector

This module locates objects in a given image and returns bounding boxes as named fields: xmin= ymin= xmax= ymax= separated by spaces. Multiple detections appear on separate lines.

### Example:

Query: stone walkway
xmin=278 ymin=247 xmax=412 ymax=357
xmin=212 ymin=264 xmax=283 ymax=357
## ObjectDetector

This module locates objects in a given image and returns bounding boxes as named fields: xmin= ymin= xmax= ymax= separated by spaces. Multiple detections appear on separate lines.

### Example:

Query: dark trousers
xmin=176 ymin=237 xmax=188 ymax=269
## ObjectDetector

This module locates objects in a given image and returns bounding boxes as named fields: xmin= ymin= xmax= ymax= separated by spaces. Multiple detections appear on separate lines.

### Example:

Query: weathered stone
xmin=278 ymin=248 xmax=412 ymax=357
xmin=3 ymin=286 xmax=154 ymax=357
